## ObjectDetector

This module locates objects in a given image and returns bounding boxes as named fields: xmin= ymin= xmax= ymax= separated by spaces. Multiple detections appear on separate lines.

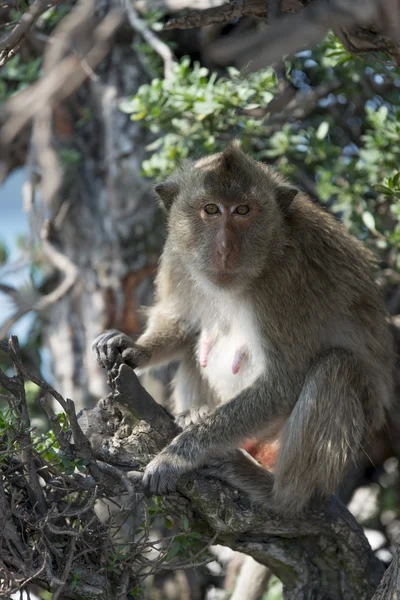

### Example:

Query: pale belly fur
xmin=197 ymin=298 xmax=266 ymax=402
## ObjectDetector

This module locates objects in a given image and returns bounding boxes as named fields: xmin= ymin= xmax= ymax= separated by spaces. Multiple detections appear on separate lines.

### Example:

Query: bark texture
xmin=27 ymin=13 xmax=163 ymax=409
xmin=79 ymin=362 xmax=386 ymax=600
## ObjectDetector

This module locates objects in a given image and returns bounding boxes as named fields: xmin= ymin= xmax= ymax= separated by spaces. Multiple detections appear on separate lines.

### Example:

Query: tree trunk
xmin=29 ymin=10 xmax=163 ymax=409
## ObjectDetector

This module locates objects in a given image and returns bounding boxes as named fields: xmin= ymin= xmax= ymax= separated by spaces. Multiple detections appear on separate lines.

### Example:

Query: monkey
xmin=92 ymin=141 xmax=393 ymax=514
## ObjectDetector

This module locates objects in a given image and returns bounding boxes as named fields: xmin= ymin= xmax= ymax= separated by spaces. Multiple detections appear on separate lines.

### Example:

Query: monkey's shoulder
xmin=291 ymin=199 xmax=376 ymax=275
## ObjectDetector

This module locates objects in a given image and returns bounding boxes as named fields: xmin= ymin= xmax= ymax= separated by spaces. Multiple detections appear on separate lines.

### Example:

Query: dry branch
xmin=79 ymin=362 xmax=384 ymax=600
xmin=0 ymin=337 xmax=392 ymax=598
xmin=0 ymin=0 xmax=61 ymax=67
xmin=134 ymin=0 xmax=226 ymax=10
xmin=0 ymin=3 xmax=122 ymax=145
xmin=372 ymin=545 xmax=400 ymax=599
xmin=0 ymin=220 xmax=79 ymax=340
xmin=122 ymin=0 xmax=175 ymax=78
xmin=162 ymin=0 xmax=400 ymax=70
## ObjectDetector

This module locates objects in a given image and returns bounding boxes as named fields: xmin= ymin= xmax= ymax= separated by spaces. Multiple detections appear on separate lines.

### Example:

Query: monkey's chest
xmin=197 ymin=313 xmax=266 ymax=402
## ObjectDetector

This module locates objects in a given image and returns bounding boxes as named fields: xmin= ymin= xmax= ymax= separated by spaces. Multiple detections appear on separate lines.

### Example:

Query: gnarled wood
xmin=80 ymin=363 xmax=385 ymax=600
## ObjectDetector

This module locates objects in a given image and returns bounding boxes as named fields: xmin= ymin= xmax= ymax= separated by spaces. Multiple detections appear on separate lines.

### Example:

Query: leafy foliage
xmin=121 ymin=33 xmax=400 ymax=271
xmin=0 ymin=2 xmax=71 ymax=100
xmin=0 ymin=55 xmax=42 ymax=100
xmin=120 ymin=58 xmax=277 ymax=177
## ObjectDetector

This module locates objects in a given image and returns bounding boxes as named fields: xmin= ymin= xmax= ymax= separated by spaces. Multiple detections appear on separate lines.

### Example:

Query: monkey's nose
xmin=217 ymin=248 xmax=230 ymax=268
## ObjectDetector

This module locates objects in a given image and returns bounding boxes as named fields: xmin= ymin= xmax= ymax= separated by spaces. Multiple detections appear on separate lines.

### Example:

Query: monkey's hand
xmin=176 ymin=405 xmax=210 ymax=429
xmin=142 ymin=451 xmax=192 ymax=495
xmin=92 ymin=329 xmax=151 ymax=370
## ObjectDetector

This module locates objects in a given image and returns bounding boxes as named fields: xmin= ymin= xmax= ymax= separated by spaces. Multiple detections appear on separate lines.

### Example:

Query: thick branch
xmin=80 ymin=363 xmax=385 ymax=600
xmin=162 ymin=0 xmax=400 ymax=70
xmin=163 ymin=0 xmax=273 ymax=29
xmin=372 ymin=545 xmax=400 ymax=599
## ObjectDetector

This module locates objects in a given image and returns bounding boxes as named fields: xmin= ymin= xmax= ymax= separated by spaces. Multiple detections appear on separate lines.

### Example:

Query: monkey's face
xmin=175 ymin=196 xmax=272 ymax=287
xmin=155 ymin=142 xmax=298 ymax=287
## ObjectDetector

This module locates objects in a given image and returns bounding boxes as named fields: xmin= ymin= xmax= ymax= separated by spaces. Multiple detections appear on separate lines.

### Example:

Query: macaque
xmin=93 ymin=141 xmax=393 ymax=514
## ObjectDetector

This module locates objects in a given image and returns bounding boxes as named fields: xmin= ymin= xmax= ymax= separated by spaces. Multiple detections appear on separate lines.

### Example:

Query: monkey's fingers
xmin=92 ymin=329 xmax=134 ymax=369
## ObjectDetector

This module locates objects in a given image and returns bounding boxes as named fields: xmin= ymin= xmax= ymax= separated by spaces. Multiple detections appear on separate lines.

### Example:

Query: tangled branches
xmin=0 ymin=337 xmax=215 ymax=598
xmin=0 ymin=335 xmax=394 ymax=599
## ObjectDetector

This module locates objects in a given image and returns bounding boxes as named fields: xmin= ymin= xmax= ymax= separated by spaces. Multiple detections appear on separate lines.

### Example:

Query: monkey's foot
xmin=142 ymin=452 xmax=187 ymax=495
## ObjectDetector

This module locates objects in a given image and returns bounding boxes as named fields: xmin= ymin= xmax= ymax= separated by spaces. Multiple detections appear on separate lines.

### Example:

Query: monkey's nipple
xmin=232 ymin=347 xmax=247 ymax=374
xmin=199 ymin=334 xmax=213 ymax=368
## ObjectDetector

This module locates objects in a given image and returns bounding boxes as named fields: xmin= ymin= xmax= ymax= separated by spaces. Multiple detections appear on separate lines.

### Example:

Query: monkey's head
xmin=155 ymin=141 xmax=298 ymax=288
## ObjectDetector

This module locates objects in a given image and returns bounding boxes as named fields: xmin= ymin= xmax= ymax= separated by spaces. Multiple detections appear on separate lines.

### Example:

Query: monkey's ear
xmin=155 ymin=181 xmax=179 ymax=211
xmin=276 ymin=186 xmax=298 ymax=212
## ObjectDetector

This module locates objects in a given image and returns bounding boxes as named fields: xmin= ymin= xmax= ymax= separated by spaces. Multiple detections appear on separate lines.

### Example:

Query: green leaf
xmin=165 ymin=543 xmax=181 ymax=562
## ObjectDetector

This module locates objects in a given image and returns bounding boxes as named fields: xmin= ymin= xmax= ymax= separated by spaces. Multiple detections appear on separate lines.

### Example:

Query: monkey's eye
xmin=204 ymin=204 xmax=220 ymax=215
xmin=236 ymin=205 xmax=250 ymax=215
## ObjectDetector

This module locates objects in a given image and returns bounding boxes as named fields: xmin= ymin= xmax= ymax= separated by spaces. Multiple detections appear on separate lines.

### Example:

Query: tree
xmin=1 ymin=0 xmax=400 ymax=598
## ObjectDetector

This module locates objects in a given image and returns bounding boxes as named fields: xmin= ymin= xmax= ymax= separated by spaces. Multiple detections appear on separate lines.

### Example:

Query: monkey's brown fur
xmin=93 ymin=141 xmax=393 ymax=514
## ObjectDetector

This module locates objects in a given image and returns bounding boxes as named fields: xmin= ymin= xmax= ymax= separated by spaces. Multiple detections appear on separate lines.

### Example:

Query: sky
xmin=0 ymin=168 xmax=35 ymax=342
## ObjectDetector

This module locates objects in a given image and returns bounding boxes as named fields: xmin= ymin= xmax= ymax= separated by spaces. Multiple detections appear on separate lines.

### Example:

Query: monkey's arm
xmin=92 ymin=311 xmax=192 ymax=371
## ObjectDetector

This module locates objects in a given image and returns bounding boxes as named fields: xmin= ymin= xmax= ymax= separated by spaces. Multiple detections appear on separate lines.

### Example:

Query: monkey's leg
xmin=201 ymin=350 xmax=368 ymax=512
xmin=273 ymin=347 xmax=368 ymax=514
xmin=143 ymin=348 xmax=371 ymax=513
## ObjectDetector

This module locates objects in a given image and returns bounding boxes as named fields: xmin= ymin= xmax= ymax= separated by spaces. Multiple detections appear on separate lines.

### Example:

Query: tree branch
xmin=0 ymin=0 xmax=61 ymax=67
xmin=122 ymin=0 xmax=175 ymax=79
xmin=204 ymin=0 xmax=380 ymax=70
xmin=80 ymin=362 xmax=385 ymax=600
xmin=162 ymin=0 xmax=400 ymax=70
xmin=0 ymin=1 xmax=122 ymax=146
xmin=372 ymin=545 xmax=400 ymax=599
xmin=163 ymin=0 xmax=271 ymax=30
